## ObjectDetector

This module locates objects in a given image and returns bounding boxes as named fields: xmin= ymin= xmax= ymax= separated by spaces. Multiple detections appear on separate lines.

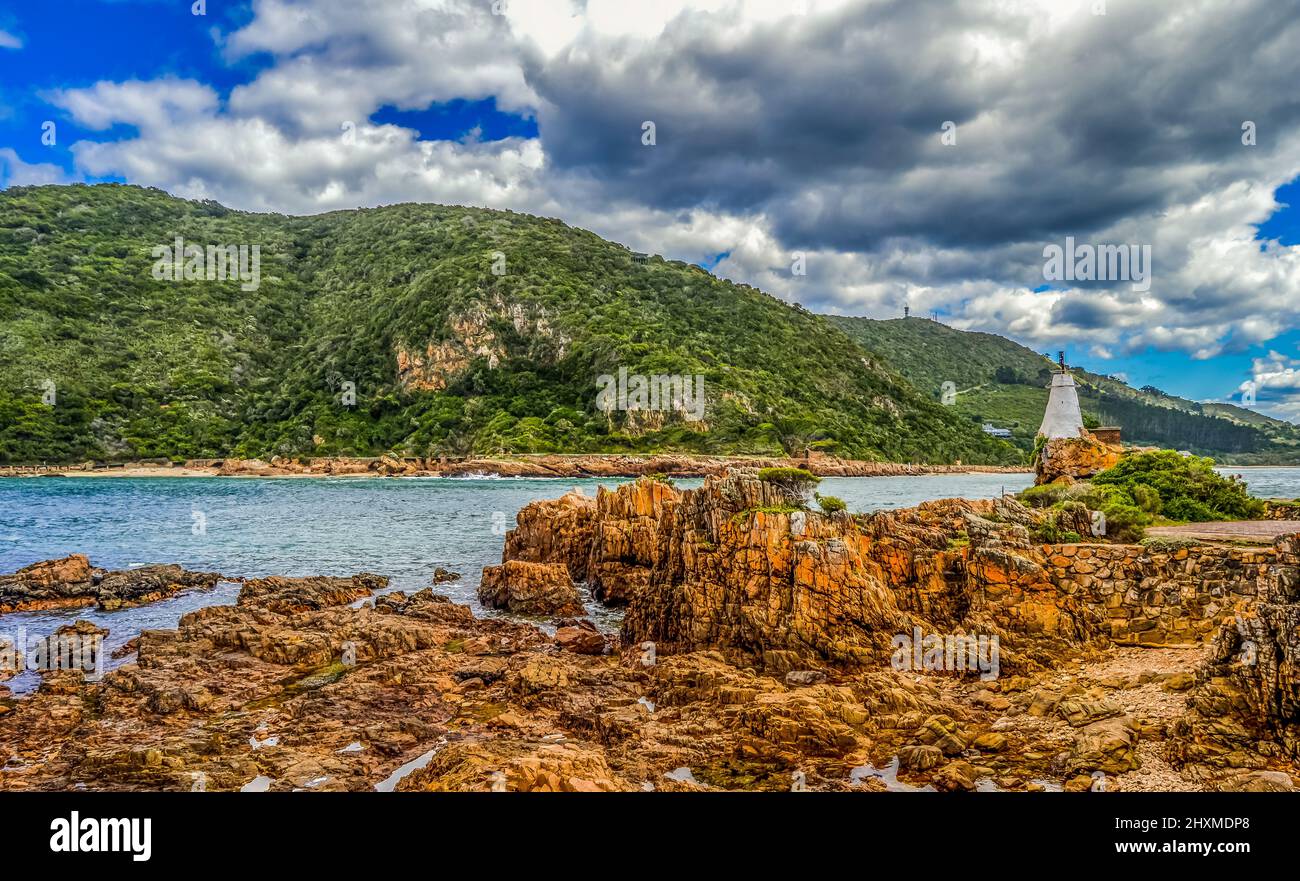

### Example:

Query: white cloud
xmin=0 ymin=148 xmax=69 ymax=186
xmin=0 ymin=29 xmax=21 ymax=50
xmin=48 ymin=78 xmax=219 ymax=131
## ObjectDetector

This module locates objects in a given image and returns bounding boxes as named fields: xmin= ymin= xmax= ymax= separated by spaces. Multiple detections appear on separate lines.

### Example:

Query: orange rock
xmin=478 ymin=560 xmax=584 ymax=617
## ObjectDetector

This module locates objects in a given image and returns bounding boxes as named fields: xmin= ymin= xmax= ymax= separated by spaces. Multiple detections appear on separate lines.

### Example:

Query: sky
xmin=3 ymin=0 xmax=1300 ymax=419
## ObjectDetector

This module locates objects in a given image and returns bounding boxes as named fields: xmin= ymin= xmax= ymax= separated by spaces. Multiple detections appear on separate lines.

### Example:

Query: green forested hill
xmin=0 ymin=184 xmax=1020 ymax=465
xmin=827 ymin=316 xmax=1300 ymax=463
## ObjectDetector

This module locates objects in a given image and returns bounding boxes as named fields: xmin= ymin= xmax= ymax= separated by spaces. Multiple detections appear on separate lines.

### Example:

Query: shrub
xmin=1097 ymin=502 xmax=1147 ymax=542
xmin=1092 ymin=450 xmax=1263 ymax=522
xmin=1130 ymin=483 xmax=1162 ymax=515
xmin=815 ymin=493 xmax=848 ymax=514
xmin=1019 ymin=483 xmax=1068 ymax=508
xmin=758 ymin=467 xmax=820 ymax=491
xmin=1032 ymin=505 xmax=1088 ymax=544
xmin=758 ymin=466 xmax=820 ymax=485
xmin=758 ymin=466 xmax=820 ymax=507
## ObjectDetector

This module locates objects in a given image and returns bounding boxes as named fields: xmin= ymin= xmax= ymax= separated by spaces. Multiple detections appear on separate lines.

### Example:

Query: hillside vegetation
xmin=0 ymin=184 xmax=1020 ymax=466
xmin=828 ymin=316 xmax=1300 ymax=464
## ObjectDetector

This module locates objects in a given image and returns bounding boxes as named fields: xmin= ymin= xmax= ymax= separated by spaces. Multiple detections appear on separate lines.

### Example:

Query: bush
xmin=1097 ymin=502 xmax=1147 ymax=542
xmin=757 ymin=467 xmax=820 ymax=490
xmin=815 ymin=493 xmax=847 ymax=514
xmin=1130 ymin=483 xmax=1162 ymax=515
xmin=1032 ymin=503 xmax=1088 ymax=543
xmin=1019 ymin=483 xmax=1068 ymax=508
xmin=758 ymin=466 xmax=820 ymax=507
xmin=1092 ymin=451 xmax=1263 ymax=522
xmin=1016 ymin=449 xmax=1262 ymax=543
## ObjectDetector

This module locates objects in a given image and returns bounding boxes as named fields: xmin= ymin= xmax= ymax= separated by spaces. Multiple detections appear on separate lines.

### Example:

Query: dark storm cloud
xmin=530 ymin=0 xmax=1300 ymax=257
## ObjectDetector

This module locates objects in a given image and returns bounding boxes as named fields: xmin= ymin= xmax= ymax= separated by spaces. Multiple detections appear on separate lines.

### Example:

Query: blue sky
xmin=4 ymin=1 xmax=1300 ymax=418
xmin=0 ymin=0 xmax=529 ymax=172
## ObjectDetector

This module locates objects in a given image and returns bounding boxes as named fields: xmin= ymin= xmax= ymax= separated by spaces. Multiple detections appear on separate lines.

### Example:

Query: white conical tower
xmin=1037 ymin=352 xmax=1085 ymax=439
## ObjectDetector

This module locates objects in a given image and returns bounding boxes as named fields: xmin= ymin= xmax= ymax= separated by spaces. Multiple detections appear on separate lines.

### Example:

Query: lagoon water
xmin=1212 ymin=466 xmax=1300 ymax=500
xmin=0 ymin=467 xmax=1292 ymax=690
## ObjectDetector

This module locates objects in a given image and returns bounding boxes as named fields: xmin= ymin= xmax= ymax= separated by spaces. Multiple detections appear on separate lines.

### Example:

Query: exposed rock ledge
xmin=504 ymin=472 xmax=1266 ymax=668
xmin=0 ymin=555 xmax=222 ymax=614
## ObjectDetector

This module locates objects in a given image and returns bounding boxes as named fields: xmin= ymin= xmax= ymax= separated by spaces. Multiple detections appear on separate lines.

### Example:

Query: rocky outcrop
xmin=503 ymin=490 xmax=597 ymax=581
xmin=587 ymin=479 xmax=678 ymax=603
xmin=0 ymin=556 xmax=221 ymax=614
xmin=1034 ymin=433 xmax=1123 ymax=485
xmin=0 ymin=572 xmax=900 ymax=791
xmin=237 ymin=574 xmax=386 ymax=614
xmin=478 ymin=561 xmax=584 ymax=617
xmin=1169 ymin=533 xmax=1300 ymax=768
xmin=8 ymin=479 xmax=1300 ymax=792
xmin=503 ymin=473 xmax=1279 ymax=678
xmin=395 ymin=301 xmax=568 ymax=393
xmin=2 ymin=552 xmax=1297 ymax=791
xmin=96 ymin=565 xmax=223 ymax=610
xmin=501 ymin=480 xmax=674 ymax=603
xmin=505 ymin=473 xmax=1082 ymax=670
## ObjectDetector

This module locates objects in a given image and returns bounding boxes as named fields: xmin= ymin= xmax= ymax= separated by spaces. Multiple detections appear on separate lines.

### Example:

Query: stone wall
xmin=1030 ymin=543 xmax=1266 ymax=645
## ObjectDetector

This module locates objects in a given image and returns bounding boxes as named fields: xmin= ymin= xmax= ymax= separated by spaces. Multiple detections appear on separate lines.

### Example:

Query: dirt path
xmin=1145 ymin=520 xmax=1300 ymax=544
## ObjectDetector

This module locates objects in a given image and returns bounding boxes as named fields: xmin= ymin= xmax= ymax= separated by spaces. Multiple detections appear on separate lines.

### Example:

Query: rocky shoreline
xmin=0 ymin=453 xmax=1028 ymax=480
xmin=1 ymin=470 xmax=1297 ymax=792
xmin=0 ymin=555 xmax=222 ymax=615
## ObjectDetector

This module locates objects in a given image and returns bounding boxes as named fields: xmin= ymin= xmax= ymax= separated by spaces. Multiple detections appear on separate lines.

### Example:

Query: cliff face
xmin=502 ymin=490 xmax=597 ymax=581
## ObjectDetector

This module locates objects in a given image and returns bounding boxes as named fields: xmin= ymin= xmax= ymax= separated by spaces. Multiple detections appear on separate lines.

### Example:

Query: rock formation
xmin=237 ymin=574 xmax=385 ymax=614
xmin=1033 ymin=433 xmax=1124 ymax=485
xmin=0 ymin=555 xmax=222 ymax=613
xmin=504 ymin=471 xmax=1253 ymax=671
xmin=478 ymin=560 xmax=585 ymax=617
xmin=1168 ymin=533 xmax=1300 ymax=768
xmin=502 ymin=490 xmax=597 ymax=581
